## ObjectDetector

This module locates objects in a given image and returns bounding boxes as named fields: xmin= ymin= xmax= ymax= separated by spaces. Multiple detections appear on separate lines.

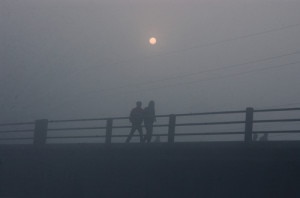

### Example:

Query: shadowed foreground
xmin=1 ymin=142 xmax=300 ymax=198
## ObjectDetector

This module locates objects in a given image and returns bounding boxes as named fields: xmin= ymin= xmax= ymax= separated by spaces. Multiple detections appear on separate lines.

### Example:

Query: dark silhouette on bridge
xmin=0 ymin=106 xmax=300 ymax=145
xmin=126 ymin=101 xmax=144 ymax=143
xmin=0 ymin=107 xmax=300 ymax=197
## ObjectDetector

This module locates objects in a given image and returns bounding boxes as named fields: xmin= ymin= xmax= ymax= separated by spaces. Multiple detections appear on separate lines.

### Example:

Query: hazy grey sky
xmin=1 ymin=0 xmax=300 ymax=122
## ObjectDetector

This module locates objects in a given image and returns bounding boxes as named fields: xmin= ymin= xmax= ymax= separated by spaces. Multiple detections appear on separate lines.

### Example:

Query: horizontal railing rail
xmin=0 ymin=107 xmax=299 ymax=145
xmin=0 ymin=129 xmax=33 ymax=133
xmin=253 ymin=119 xmax=300 ymax=123
xmin=254 ymin=107 xmax=300 ymax=112
xmin=0 ymin=121 xmax=35 ymax=126
xmin=0 ymin=121 xmax=35 ymax=143
xmin=175 ymin=110 xmax=246 ymax=117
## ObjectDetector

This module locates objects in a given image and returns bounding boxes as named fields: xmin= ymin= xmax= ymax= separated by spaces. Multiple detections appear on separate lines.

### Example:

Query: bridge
xmin=1 ymin=107 xmax=300 ymax=197
xmin=1 ymin=107 xmax=300 ymax=145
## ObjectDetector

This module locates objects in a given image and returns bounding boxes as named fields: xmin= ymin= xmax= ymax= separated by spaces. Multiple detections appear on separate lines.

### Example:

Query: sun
xmin=149 ymin=37 xmax=157 ymax=45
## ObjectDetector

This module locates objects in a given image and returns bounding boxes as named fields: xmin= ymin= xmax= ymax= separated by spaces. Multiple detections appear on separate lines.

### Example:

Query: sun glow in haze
xmin=149 ymin=37 xmax=157 ymax=45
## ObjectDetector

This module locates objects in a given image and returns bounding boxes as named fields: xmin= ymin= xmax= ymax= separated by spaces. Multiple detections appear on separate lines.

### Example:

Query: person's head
xmin=136 ymin=101 xmax=142 ymax=108
xmin=148 ymin=100 xmax=155 ymax=108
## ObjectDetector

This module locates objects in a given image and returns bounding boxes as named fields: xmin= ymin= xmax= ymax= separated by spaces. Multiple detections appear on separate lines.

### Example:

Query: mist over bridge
xmin=1 ymin=107 xmax=300 ymax=197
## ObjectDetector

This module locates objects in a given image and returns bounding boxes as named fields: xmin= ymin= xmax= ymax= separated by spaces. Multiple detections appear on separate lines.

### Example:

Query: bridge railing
xmin=252 ymin=107 xmax=300 ymax=141
xmin=0 ymin=121 xmax=35 ymax=144
xmin=0 ymin=107 xmax=300 ymax=145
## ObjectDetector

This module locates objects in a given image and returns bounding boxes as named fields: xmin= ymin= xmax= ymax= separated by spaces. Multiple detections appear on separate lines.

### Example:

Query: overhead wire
xmin=79 ymin=50 xmax=300 ymax=94
xmin=20 ymin=22 xmax=300 ymax=101
xmin=45 ymin=57 xmax=300 ymax=111
xmin=15 ymin=23 xmax=300 ymax=111
xmin=78 ymin=60 xmax=300 ymax=98
xmin=63 ymin=23 xmax=300 ymax=81
xmin=46 ymin=49 xmax=300 ymax=105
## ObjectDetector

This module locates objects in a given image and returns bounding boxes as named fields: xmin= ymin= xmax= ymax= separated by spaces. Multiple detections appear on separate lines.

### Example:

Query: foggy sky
xmin=1 ymin=0 xmax=300 ymax=123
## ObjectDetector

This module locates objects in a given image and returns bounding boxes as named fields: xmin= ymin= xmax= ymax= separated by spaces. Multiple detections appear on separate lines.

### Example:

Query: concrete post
xmin=244 ymin=107 xmax=254 ymax=143
xmin=168 ymin=114 xmax=176 ymax=143
xmin=105 ymin=119 xmax=113 ymax=144
xmin=34 ymin=119 xmax=48 ymax=146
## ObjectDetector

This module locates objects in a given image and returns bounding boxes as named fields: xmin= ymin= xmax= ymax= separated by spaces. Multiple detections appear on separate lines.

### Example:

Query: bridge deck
xmin=1 ymin=141 xmax=300 ymax=197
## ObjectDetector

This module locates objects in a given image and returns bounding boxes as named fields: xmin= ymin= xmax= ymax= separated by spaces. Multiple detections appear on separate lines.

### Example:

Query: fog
xmin=1 ymin=0 xmax=300 ymax=123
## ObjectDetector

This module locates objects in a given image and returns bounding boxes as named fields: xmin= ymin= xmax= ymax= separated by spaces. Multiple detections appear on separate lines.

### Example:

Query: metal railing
xmin=0 ymin=107 xmax=300 ymax=145
xmin=0 ymin=121 xmax=35 ymax=142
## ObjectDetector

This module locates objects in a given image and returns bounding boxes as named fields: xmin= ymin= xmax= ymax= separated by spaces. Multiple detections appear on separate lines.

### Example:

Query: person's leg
xmin=145 ymin=122 xmax=153 ymax=143
xmin=148 ymin=124 xmax=153 ymax=143
xmin=144 ymin=122 xmax=154 ymax=143
xmin=125 ymin=126 xmax=136 ymax=143
xmin=137 ymin=125 xmax=144 ymax=143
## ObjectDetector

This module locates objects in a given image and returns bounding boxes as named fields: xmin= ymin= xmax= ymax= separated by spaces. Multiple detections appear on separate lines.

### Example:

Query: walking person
xmin=143 ymin=101 xmax=156 ymax=143
xmin=126 ymin=101 xmax=144 ymax=143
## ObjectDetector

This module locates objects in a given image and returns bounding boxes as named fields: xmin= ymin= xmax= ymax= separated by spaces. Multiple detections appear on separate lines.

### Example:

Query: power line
xmin=15 ymin=24 xmax=300 ymax=110
xmin=79 ymin=56 xmax=300 ymax=98
xmin=42 ymin=58 xmax=300 ymax=112
xmin=95 ymin=50 xmax=300 ymax=93
xmin=104 ymin=22 xmax=300 ymax=71
xmin=19 ymin=52 xmax=300 ymax=113
xmin=33 ymin=22 xmax=300 ymax=94
xmin=99 ymin=60 xmax=300 ymax=96
xmin=147 ymin=23 xmax=300 ymax=61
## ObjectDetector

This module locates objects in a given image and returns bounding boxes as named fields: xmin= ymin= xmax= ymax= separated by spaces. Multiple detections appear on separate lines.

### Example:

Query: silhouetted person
xmin=126 ymin=101 xmax=144 ymax=143
xmin=143 ymin=100 xmax=156 ymax=143
xmin=259 ymin=133 xmax=268 ymax=141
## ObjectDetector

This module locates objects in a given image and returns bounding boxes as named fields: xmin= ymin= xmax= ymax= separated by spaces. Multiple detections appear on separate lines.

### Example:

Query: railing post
xmin=34 ymin=119 xmax=48 ymax=146
xmin=168 ymin=114 xmax=176 ymax=143
xmin=105 ymin=118 xmax=113 ymax=144
xmin=244 ymin=107 xmax=254 ymax=143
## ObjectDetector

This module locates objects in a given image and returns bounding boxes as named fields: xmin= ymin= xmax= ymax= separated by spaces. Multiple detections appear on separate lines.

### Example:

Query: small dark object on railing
xmin=259 ymin=133 xmax=268 ymax=141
